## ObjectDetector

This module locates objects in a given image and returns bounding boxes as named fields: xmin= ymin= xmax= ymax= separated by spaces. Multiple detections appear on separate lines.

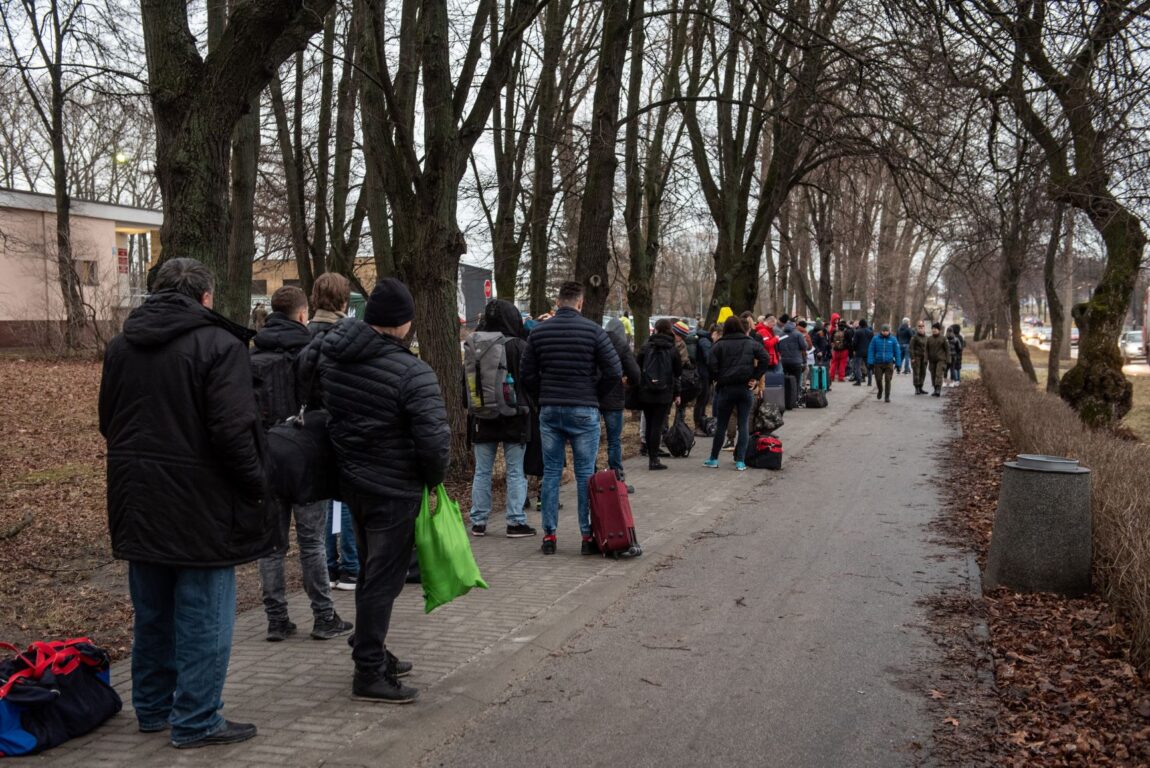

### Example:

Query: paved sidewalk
xmin=30 ymin=381 xmax=872 ymax=767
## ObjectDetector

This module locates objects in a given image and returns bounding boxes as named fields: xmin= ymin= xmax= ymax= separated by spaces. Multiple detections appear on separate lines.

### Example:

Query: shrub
xmin=978 ymin=349 xmax=1150 ymax=669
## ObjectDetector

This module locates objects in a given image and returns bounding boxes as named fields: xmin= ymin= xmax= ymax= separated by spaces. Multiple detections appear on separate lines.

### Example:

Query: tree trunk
xmin=574 ymin=0 xmax=632 ymax=320
xmin=220 ymin=97 xmax=259 ymax=324
xmin=1044 ymin=205 xmax=1066 ymax=393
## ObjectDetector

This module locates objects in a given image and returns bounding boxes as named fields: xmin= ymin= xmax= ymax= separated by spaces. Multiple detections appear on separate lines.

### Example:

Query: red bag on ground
xmin=745 ymin=434 xmax=783 ymax=470
xmin=588 ymin=470 xmax=642 ymax=558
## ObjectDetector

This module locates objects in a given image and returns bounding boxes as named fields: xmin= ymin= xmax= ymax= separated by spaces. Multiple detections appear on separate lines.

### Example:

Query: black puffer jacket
xmin=636 ymin=332 xmax=683 ymax=405
xmin=313 ymin=318 xmax=450 ymax=500
xmin=853 ymin=325 xmax=875 ymax=357
xmin=521 ymin=306 xmax=621 ymax=408
xmin=708 ymin=331 xmax=770 ymax=387
xmin=251 ymin=312 xmax=312 ymax=414
xmin=599 ymin=317 xmax=641 ymax=411
xmin=776 ymin=324 xmax=809 ymax=367
xmin=469 ymin=299 xmax=532 ymax=444
xmin=98 ymin=291 xmax=271 ymax=568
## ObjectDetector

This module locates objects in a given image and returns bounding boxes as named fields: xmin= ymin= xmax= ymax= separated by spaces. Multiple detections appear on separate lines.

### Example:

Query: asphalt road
xmin=421 ymin=374 xmax=970 ymax=768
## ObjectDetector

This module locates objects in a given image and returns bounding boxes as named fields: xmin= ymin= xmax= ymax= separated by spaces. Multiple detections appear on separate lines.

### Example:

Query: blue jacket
xmin=521 ymin=307 xmax=622 ymax=409
xmin=867 ymin=334 xmax=902 ymax=367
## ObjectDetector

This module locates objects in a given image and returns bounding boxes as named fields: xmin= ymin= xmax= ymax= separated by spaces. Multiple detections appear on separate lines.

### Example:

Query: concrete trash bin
xmin=983 ymin=454 xmax=1092 ymax=596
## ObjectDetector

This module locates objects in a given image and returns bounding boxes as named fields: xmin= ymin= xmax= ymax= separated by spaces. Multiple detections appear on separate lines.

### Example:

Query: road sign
xmin=842 ymin=300 xmax=861 ymax=311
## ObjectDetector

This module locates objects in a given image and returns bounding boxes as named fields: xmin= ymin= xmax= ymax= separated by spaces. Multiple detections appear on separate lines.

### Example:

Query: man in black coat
xmin=852 ymin=318 xmax=875 ymax=386
xmin=99 ymin=258 xmax=268 ymax=749
xmin=692 ymin=325 xmax=715 ymax=434
xmin=254 ymin=286 xmax=352 ymax=644
xmin=520 ymin=281 xmax=621 ymax=556
xmin=308 ymin=278 xmax=450 ymax=705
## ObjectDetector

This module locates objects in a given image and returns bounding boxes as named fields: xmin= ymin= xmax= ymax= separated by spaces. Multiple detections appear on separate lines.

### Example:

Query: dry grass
xmin=978 ymin=349 xmax=1150 ymax=671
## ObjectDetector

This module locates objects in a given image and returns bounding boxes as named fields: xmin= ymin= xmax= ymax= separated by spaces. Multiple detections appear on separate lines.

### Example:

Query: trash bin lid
xmin=1011 ymin=454 xmax=1088 ymax=473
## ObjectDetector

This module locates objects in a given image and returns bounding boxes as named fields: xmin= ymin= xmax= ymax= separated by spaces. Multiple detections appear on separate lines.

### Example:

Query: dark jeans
xmin=346 ymin=495 xmax=419 ymax=672
xmin=128 ymin=562 xmax=236 ymax=745
xmin=693 ymin=376 xmax=712 ymax=430
xmin=602 ymin=409 xmax=625 ymax=473
xmin=642 ymin=402 xmax=672 ymax=463
xmin=326 ymin=501 xmax=360 ymax=579
xmin=259 ymin=498 xmax=334 ymax=623
xmin=710 ymin=385 xmax=753 ymax=462
xmin=898 ymin=344 xmax=910 ymax=373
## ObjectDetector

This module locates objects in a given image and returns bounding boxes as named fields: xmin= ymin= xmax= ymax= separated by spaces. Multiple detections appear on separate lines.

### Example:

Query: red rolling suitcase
xmin=588 ymin=470 xmax=642 ymax=558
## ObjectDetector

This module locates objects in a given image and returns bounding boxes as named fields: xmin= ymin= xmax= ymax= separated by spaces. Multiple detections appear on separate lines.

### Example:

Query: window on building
xmin=76 ymin=260 xmax=99 ymax=286
xmin=251 ymin=279 xmax=268 ymax=295
xmin=283 ymin=279 xmax=301 ymax=288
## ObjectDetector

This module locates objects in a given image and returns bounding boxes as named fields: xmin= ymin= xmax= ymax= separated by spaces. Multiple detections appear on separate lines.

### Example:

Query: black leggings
xmin=642 ymin=403 xmax=671 ymax=462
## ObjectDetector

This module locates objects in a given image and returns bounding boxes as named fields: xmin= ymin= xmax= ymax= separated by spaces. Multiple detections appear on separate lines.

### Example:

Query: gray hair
xmin=153 ymin=258 xmax=214 ymax=301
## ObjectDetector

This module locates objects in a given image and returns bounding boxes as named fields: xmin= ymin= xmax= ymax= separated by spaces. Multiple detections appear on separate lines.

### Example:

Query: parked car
xmin=648 ymin=315 xmax=699 ymax=334
xmin=1120 ymin=331 xmax=1143 ymax=364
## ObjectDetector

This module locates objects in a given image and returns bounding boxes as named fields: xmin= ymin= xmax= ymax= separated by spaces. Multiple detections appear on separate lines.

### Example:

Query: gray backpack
xmin=464 ymin=332 xmax=522 ymax=419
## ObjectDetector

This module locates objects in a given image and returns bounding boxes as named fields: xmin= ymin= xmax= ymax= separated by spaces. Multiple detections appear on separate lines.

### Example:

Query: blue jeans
xmin=899 ymin=344 xmax=910 ymax=373
xmin=539 ymin=405 xmax=601 ymax=536
xmin=326 ymin=501 xmax=360 ymax=579
xmin=602 ymin=409 xmax=624 ymax=474
xmin=711 ymin=385 xmax=753 ymax=462
xmin=470 ymin=441 xmax=528 ymax=526
xmin=128 ymin=562 xmax=236 ymax=745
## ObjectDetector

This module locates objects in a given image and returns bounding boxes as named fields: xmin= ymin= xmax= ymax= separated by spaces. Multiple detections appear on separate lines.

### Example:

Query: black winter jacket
xmin=251 ymin=312 xmax=312 ymax=414
xmin=636 ymin=333 xmax=683 ymax=405
xmin=776 ymin=327 xmax=809 ymax=367
xmin=99 ymin=291 xmax=272 ymax=568
xmin=708 ymin=332 xmax=770 ymax=387
xmin=599 ymin=318 xmax=641 ymax=411
xmin=468 ymin=300 xmax=533 ymax=444
xmin=853 ymin=326 xmax=875 ymax=357
xmin=301 ymin=309 xmax=344 ymax=409
xmin=521 ymin=307 xmax=621 ymax=409
xmin=311 ymin=318 xmax=450 ymax=501
xmin=694 ymin=329 xmax=714 ymax=378
xmin=810 ymin=327 xmax=831 ymax=362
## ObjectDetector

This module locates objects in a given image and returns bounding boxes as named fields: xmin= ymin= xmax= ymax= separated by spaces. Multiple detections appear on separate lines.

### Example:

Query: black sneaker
xmin=541 ymin=535 xmax=557 ymax=555
xmin=649 ymin=461 xmax=668 ymax=471
xmin=311 ymin=612 xmax=353 ymax=640
xmin=173 ymin=720 xmax=257 ymax=749
xmin=386 ymin=650 xmax=413 ymax=678
xmin=626 ymin=484 xmax=635 ymax=494
xmin=352 ymin=667 xmax=418 ymax=705
xmin=876 ymin=391 xmax=882 ymax=400
xmin=471 ymin=524 xmax=487 ymax=537
xmin=506 ymin=523 xmax=537 ymax=538
xmin=335 ymin=576 xmax=357 ymax=591
xmin=580 ymin=537 xmax=600 ymax=556
xmin=266 ymin=620 xmax=296 ymax=642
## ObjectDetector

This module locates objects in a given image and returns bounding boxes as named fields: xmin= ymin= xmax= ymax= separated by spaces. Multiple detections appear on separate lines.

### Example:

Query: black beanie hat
xmin=364 ymin=278 xmax=415 ymax=328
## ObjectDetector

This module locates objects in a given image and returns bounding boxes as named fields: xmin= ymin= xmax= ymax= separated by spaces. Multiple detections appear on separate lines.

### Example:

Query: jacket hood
xmin=606 ymin=317 xmax=628 ymax=345
xmin=646 ymin=332 xmax=675 ymax=349
xmin=784 ymin=321 xmax=797 ymax=334
xmin=122 ymin=291 xmax=253 ymax=348
xmin=253 ymin=312 xmax=312 ymax=352
xmin=322 ymin=317 xmax=409 ymax=363
xmin=480 ymin=299 xmax=526 ymax=339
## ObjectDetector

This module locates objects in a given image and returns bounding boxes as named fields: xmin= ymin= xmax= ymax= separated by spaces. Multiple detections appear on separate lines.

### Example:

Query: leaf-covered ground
xmin=0 ymin=357 xmax=644 ymax=660
xmin=926 ymin=379 xmax=1150 ymax=766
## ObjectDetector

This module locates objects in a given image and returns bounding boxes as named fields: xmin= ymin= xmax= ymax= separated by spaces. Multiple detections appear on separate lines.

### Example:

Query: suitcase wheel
xmin=628 ymin=545 xmax=643 ymax=557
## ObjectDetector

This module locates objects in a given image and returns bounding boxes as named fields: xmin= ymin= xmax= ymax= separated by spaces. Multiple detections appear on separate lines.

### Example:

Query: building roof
xmin=0 ymin=187 xmax=162 ymax=230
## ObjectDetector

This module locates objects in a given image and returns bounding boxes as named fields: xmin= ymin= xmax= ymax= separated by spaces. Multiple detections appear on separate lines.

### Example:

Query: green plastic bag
xmin=415 ymin=484 xmax=489 ymax=613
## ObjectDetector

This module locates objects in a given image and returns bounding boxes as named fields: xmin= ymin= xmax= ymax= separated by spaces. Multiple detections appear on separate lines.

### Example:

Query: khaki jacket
xmin=926 ymin=334 xmax=951 ymax=364
xmin=908 ymin=333 xmax=929 ymax=361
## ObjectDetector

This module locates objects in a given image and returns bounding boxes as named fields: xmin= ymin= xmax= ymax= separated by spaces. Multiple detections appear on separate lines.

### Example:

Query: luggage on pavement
xmin=784 ymin=375 xmax=799 ymax=411
xmin=745 ymin=433 xmax=783 ymax=470
xmin=588 ymin=469 xmax=642 ymax=557
xmin=663 ymin=411 xmax=695 ymax=458
xmin=762 ymin=371 xmax=786 ymax=410
xmin=0 ymin=639 xmax=121 ymax=757
xmin=802 ymin=390 xmax=828 ymax=409
xmin=809 ymin=365 xmax=828 ymax=392
xmin=751 ymin=398 xmax=784 ymax=434
xmin=415 ymin=485 xmax=489 ymax=613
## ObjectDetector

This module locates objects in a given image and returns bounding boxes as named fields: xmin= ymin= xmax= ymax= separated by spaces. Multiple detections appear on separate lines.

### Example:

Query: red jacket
xmin=755 ymin=322 xmax=780 ymax=367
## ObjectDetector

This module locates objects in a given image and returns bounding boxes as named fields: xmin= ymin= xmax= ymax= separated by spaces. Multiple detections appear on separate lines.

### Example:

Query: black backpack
xmin=640 ymin=344 xmax=674 ymax=397
xmin=662 ymin=411 xmax=695 ymax=457
xmin=265 ymin=409 xmax=339 ymax=504
xmin=679 ymin=367 xmax=702 ymax=404
xmin=250 ymin=348 xmax=301 ymax=429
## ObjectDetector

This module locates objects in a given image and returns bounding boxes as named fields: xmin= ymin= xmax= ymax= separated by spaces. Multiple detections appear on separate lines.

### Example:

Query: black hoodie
xmin=314 ymin=317 xmax=450 ymax=501
xmin=98 ymin=291 xmax=272 ymax=567
xmin=599 ymin=317 xmax=642 ymax=411
xmin=468 ymin=300 xmax=533 ymax=444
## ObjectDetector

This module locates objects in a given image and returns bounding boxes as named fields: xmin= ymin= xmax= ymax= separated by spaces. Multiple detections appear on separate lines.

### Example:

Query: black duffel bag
xmin=266 ymin=409 xmax=338 ymax=504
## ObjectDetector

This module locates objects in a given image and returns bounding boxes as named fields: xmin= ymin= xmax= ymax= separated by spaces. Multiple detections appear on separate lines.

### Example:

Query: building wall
xmin=0 ymin=207 xmax=123 ymax=323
